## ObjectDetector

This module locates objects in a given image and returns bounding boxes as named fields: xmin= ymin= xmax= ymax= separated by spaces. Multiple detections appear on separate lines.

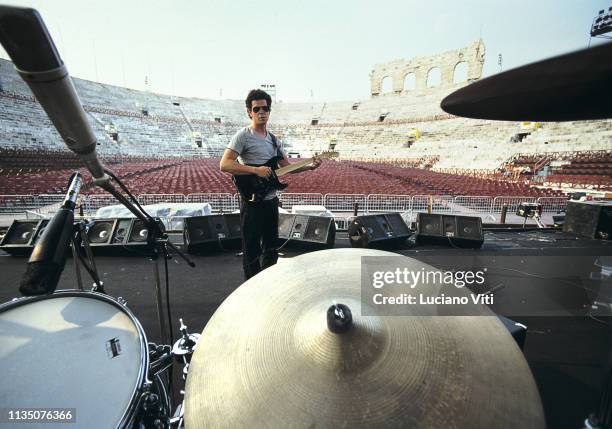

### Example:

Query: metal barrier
xmin=187 ymin=193 xmax=237 ymax=212
xmin=366 ymin=194 xmax=411 ymax=213
xmin=491 ymin=196 xmax=537 ymax=213
xmin=453 ymin=196 xmax=494 ymax=214
xmin=279 ymin=193 xmax=324 ymax=210
xmin=411 ymin=195 xmax=454 ymax=213
xmin=537 ymin=196 xmax=568 ymax=213
xmin=323 ymin=194 xmax=367 ymax=212
xmin=0 ymin=193 xmax=573 ymax=221
xmin=82 ymin=194 xmax=120 ymax=215
xmin=0 ymin=195 xmax=38 ymax=214
xmin=139 ymin=194 xmax=187 ymax=205
xmin=36 ymin=194 xmax=65 ymax=214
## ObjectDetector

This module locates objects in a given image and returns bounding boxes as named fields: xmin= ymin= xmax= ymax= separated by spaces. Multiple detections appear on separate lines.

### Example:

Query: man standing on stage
xmin=220 ymin=89 xmax=321 ymax=280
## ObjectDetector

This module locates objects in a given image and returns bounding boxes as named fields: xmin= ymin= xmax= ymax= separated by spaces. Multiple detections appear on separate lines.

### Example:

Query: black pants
xmin=240 ymin=197 xmax=279 ymax=280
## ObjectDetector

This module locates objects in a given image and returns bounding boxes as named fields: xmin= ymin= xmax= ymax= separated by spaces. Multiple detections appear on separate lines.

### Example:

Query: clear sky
xmin=0 ymin=0 xmax=609 ymax=103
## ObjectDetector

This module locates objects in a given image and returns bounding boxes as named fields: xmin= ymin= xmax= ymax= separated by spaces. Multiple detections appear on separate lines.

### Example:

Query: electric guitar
xmin=233 ymin=151 xmax=339 ymax=202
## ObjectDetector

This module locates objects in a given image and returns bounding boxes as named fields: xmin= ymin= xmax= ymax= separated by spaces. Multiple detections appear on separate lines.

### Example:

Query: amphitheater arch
xmin=453 ymin=61 xmax=468 ymax=84
xmin=380 ymin=76 xmax=393 ymax=94
xmin=426 ymin=67 xmax=441 ymax=87
xmin=403 ymin=72 xmax=416 ymax=91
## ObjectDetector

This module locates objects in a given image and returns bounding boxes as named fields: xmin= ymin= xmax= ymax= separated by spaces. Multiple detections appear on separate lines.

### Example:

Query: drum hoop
xmin=0 ymin=289 xmax=150 ymax=428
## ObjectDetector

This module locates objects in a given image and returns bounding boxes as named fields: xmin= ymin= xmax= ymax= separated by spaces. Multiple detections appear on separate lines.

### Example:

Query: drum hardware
xmin=169 ymin=401 xmax=186 ymax=429
xmin=165 ymin=319 xmax=200 ymax=429
xmin=3 ymin=171 xmax=193 ymax=428
xmin=139 ymin=392 xmax=166 ymax=429
xmin=172 ymin=318 xmax=201 ymax=364
xmin=149 ymin=343 xmax=174 ymax=376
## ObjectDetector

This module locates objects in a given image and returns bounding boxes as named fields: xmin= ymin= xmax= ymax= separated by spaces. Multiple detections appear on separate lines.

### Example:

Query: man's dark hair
xmin=245 ymin=89 xmax=272 ymax=110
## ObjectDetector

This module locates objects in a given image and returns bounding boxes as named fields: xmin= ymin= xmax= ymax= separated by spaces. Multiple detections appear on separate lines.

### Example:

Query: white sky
xmin=0 ymin=0 xmax=610 ymax=102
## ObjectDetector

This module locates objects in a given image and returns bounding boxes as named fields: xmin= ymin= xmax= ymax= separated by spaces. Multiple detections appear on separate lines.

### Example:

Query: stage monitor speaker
xmin=348 ymin=213 xmax=411 ymax=248
xmin=0 ymin=219 xmax=49 ymax=256
xmin=184 ymin=214 xmax=242 ymax=252
xmin=278 ymin=213 xmax=296 ymax=240
xmin=87 ymin=218 xmax=133 ymax=246
xmin=86 ymin=218 xmax=161 ymax=254
xmin=416 ymin=213 xmax=484 ymax=248
xmin=563 ymin=201 xmax=612 ymax=240
xmin=278 ymin=214 xmax=335 ymax=248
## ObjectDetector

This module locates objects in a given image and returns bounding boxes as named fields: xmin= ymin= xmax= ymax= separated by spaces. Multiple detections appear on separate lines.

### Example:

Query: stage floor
xmin=1 ymin=230 xmax=611 ymax=429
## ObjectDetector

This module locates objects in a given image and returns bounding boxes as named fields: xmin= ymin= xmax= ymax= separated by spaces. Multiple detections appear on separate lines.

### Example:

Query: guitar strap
xmin=269 ymin=132 xmax=283 ymax=158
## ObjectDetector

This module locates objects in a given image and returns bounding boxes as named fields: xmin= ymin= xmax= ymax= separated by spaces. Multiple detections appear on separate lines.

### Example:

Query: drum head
xmin=0 ymin=292 xmax=147 ymax=428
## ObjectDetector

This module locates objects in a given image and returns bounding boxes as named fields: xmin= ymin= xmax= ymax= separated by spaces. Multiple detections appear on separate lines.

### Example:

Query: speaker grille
xmin=456 ymin=216 xmax=482 ymax=239
xmin=208 ymin=215 xmax=229 ymax=240
xmin=185 ymin=217 xmax=212 ymax=244
xmin=304 ymin=217 xmax=332 ymax=243
xmin=385 ymin=213 xmax=410 ymax=237
xmin=278 ymin=213 xmax=295 ymax=239
xmin=185 ymin=215 xmax=241 ymax=246
xmin=3 ymin=220 xmax=39 ymax=245
xmin=358 ymin=216 xmax=387 ymax=239
xmin=417 ymin=213 xmax=483 ymax=248
xmin=418 ymin=213 xmax=442 ymax=236
xmin=89 ymin=221 xmax=114 ymax=244
xmin=129 ymin=220 xmax=149 ymax=243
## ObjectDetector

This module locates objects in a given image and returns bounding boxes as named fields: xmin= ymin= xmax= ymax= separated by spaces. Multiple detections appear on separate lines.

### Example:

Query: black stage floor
xmin=1 ymin=229 xmax=611 ymax=429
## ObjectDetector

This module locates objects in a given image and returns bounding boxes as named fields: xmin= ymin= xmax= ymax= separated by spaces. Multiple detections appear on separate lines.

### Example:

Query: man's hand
xmin=254 ymin=166 xmax=273 ymax=178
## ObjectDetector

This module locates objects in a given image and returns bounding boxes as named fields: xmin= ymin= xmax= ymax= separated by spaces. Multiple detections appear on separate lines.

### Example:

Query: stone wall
xmin=369 ymin=39 xmax=485 ymax=96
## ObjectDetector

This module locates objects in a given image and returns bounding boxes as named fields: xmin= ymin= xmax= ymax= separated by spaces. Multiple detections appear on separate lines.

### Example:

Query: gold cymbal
xmin=185 ymin=248 xmax=545 ymax=429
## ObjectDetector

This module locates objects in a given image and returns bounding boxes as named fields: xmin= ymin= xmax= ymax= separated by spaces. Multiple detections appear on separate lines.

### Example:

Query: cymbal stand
xmin=150 ymin=231 xmax=195 ymax=347
xmin=169 ymin=318 xmax=200 ymax=429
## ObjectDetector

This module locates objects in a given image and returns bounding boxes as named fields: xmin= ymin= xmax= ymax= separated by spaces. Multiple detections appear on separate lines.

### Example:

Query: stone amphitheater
xmin=0 ymin=39 xmax=610 ymax=208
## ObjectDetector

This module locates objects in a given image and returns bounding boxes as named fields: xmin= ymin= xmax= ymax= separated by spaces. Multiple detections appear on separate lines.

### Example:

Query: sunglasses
xmin=251 ymin=106 xmax=270 ymax=113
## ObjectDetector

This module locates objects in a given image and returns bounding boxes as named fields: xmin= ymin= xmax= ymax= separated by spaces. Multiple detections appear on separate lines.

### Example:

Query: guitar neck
xmin=275 ymin=157 xmax=316 ymax=177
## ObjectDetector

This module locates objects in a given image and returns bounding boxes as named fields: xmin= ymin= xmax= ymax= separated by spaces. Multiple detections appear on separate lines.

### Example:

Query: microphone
xmin=0 ymin=6 xmax=108 ymax=183
xmin=19 ymin=172 xmax=83 ymax=296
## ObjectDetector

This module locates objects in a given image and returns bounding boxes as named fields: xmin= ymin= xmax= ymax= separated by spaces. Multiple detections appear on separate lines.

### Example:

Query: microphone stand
xmin=96 ymin=174 xmax=195 ymax=347
xmin=0 ymin=6 xmax=193 ymax=424
xmin=69 ymin=220 xmax=105 ymax=294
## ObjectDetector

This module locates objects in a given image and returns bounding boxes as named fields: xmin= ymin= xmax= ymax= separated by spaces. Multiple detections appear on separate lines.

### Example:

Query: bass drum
xmin=0 ymin=290 xmax=149 ymax=428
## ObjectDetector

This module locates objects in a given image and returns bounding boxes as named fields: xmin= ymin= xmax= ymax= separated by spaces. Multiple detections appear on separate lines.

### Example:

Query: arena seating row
xmin=1 ymin=56 xmax=610 ymax=193
xmin=0 ymin=152 xmax=566 ymax=197
xmin=503 ymin=150 xmax=612 ymax=179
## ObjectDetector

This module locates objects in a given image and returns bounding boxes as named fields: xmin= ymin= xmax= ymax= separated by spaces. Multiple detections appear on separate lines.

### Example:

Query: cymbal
xmin=184 ymin=248 xmax=545 ymax=429
xmin=441 ymin=41 xmax=612 ymax=121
